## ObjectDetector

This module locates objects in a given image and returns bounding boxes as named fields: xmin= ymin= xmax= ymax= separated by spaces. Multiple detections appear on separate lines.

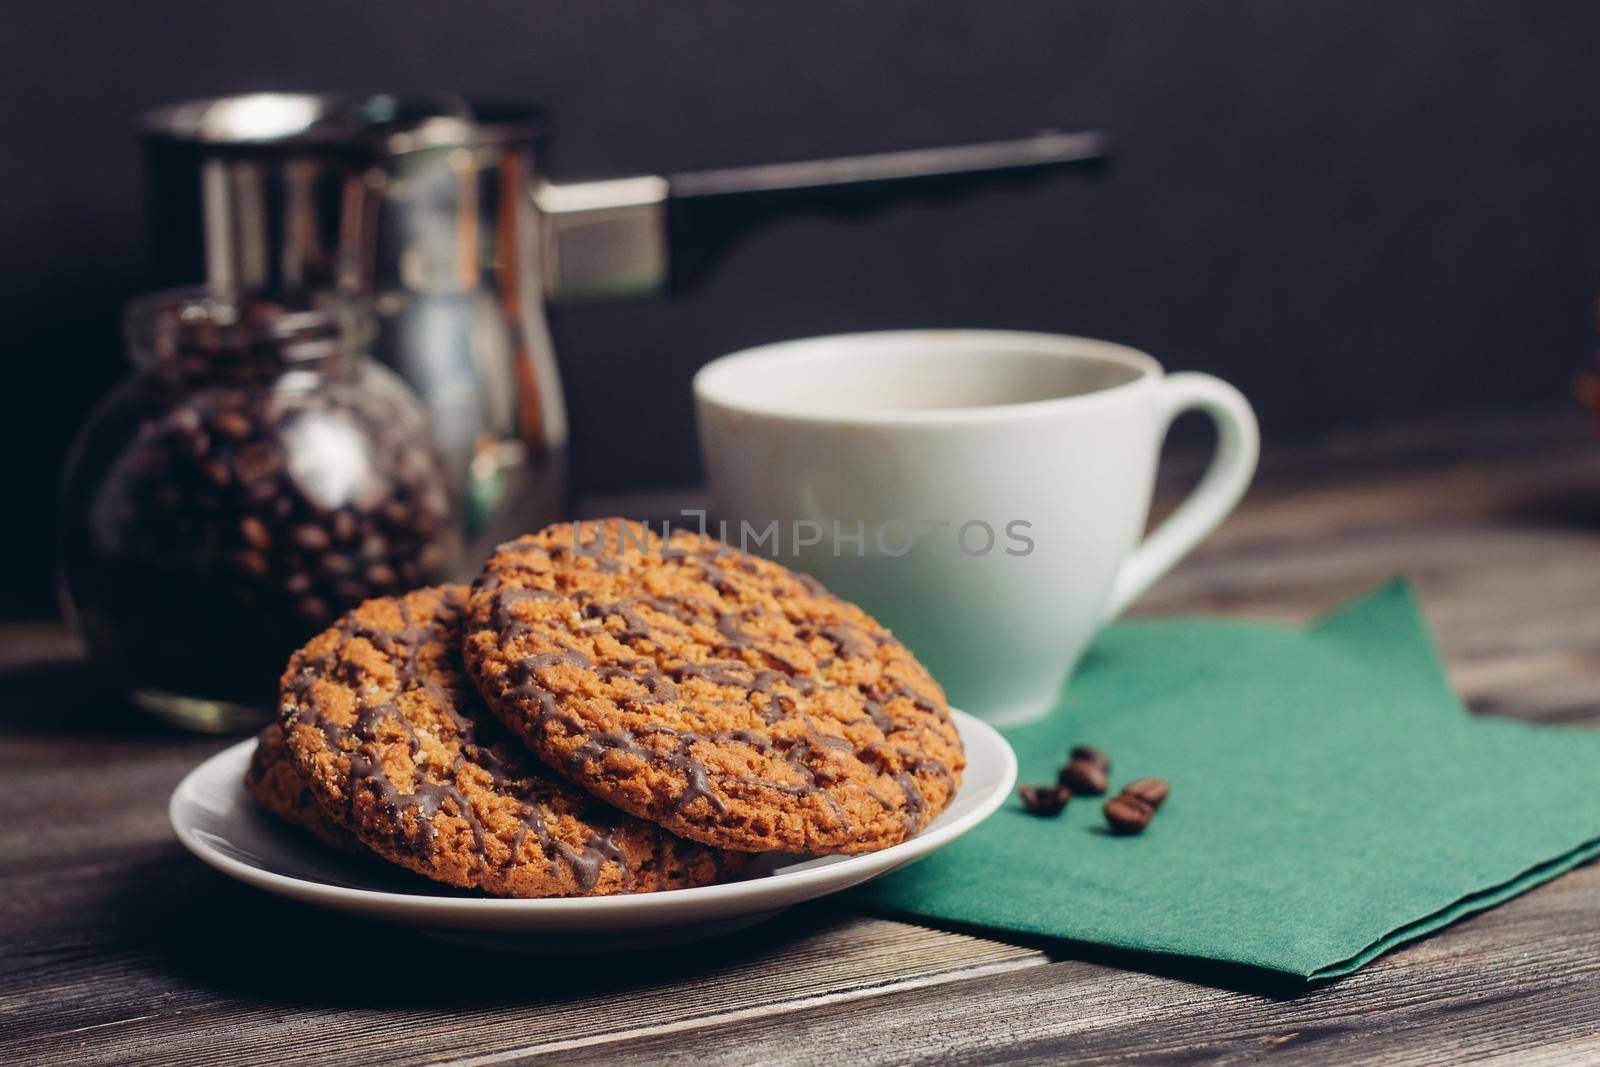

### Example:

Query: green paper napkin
xmin=856 ymin=581 xmax=1600 ymax=980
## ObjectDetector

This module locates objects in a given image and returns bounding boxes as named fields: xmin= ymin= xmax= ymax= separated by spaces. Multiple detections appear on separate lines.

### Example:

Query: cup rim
xmin=693 ymin=329 xmax=1163 ymax=426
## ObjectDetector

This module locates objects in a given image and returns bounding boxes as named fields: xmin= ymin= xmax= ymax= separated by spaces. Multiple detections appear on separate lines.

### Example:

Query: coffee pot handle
xmin=1102 ymin=373 xmax=1260 ymax=620
xmin=536 ymin=130 xmax=1108 ymax=302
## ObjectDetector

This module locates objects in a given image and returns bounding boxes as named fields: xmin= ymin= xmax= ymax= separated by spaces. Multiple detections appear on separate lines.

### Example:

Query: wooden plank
xmin=1 ymin=891 xmax=1042 ymax=1066
xmin=564 ymin=863 xmax=1600 ymax=1066
xmin=3 ymin=420 xmax=1599 ymax=1064
xmin=0 ymin=663 xmax=1045 ymax=1065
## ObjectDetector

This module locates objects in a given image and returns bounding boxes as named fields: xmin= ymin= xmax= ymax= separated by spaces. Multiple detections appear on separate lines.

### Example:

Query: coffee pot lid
xmin=141 ymin=92 xmax=541 ymax=154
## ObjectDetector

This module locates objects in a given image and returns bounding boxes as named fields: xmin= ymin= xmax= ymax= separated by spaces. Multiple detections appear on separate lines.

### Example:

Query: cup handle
xmin=1103 ymin=372 xmax=1259 ymax=620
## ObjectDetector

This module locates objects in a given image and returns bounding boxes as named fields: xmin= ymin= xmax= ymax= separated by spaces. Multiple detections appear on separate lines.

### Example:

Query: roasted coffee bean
xmin=1103 ymin=794 xmax=1155 ymax=834
xmin=234 ymin=441 xmax=282 ymax=483
xmin=1018 ymin=784 xmax=1072 ymax=817
xmin=181 ymin=429 xmax=210 ymax=459
xmin=330 ymin=509 xmax=358 ymax=543
xmin=364 ymin=563 xmax=397 ymax=588
xmin=211 ymin=410 xmax=253 ymax=440
xmin=239 ymin=515 xmax=272 ymax=551
xmin=290 ymin=525 xmax=332 ymax=553
xmin=417 ymin=543 xmax=449 ymax=574
xmin=1121 ymin=777 xmax=1170 ymax=809
xmin=334 ymin=579 xmax=367 ymax=602
xmin=1059 ymin=759 xmax=1109 ymax=796
xmin=422 ymin=487 xmax=450 ymax=519
xmin=243 ymin=478 xmax=278 ymax=506
xmin=296 ymin=596 xmax=331 ymax=623
xmin=227 ymin=549 xmax=270 ymax=579
xmin=352 ymin=475 xmax=394 ymax=514
xmin=126 ymin=441 xmax=167 ymax=478
xmin=199 ymin=458 xmax=231 ymax=487
xmin=169 ymin=406 xmax=201 ymax=435
xmin=398 ymin=445 xmax=433 ymax=479
xmin=1070 ymin=744 xmax=1110 ymax=771
xmin=318 ymin=552 xmax=355 ymax=579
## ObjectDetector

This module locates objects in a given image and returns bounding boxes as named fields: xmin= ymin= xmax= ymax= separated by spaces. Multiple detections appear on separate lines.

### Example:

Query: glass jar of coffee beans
xmin=57 ymin=288 xmax=459 ymax=731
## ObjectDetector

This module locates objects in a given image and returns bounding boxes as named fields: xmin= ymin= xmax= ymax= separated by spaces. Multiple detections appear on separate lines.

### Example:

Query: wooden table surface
xmin=6 ymin=413 xmax=1600 ymax=1065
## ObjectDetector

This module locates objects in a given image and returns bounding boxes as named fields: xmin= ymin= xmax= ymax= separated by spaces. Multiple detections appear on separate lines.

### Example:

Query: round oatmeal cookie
xmin=246 ymin=723 xmax=363 ymax=851
xmin=463 ymin=520 xmax=965 ymax=855
xmin=278 ymin=585 xmax=743 ymax=897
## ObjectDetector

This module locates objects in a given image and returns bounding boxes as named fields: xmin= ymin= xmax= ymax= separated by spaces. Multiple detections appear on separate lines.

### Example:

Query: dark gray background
xmin=5 ymin=1 xmax=1600 ymax=611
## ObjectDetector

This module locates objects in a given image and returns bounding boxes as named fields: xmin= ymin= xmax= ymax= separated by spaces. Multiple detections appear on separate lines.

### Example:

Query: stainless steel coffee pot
xmin=142 ymin=93 xmax=1106 ymax=559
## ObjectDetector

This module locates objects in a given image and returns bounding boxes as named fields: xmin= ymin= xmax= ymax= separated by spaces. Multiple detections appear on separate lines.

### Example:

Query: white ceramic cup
xmin=694 ymin=330 xmax=1259 ymax=727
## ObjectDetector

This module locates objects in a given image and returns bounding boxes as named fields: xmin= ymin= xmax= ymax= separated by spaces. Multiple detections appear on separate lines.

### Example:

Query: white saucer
xmin=169 ymin=709 xmax=1015 ymax=950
